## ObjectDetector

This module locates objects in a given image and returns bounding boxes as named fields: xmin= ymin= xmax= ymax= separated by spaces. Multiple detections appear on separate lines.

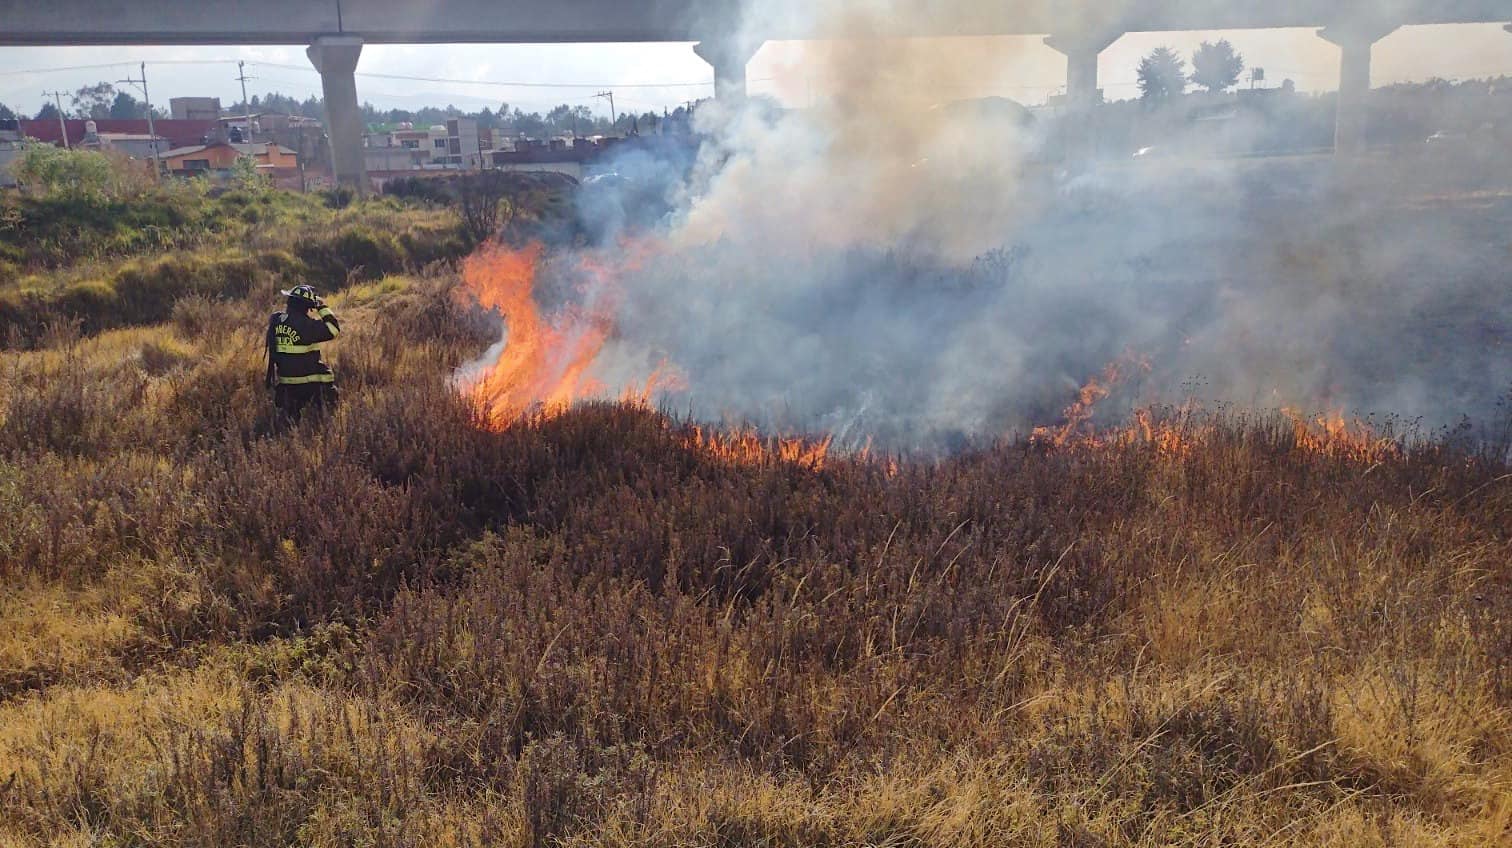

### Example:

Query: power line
xmin=0 ymin=59 xmax=241 ymax=77
xmin=3 ymin=62 xmax=135 ymax=77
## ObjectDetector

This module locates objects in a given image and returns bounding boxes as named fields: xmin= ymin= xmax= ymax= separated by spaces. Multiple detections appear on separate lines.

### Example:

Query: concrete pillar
xmin=1043 ymin=31 xmax=1122 ymax=109
xmin=693 ymin=39 xmax=761 ymax=102
xmin=1318 ymin=23 xmax=1398 ymax=157
xmin=1044 ymin=30 xmax=1122 ymax=161
xmin=307 ymin=35 xmax=367 ymax=193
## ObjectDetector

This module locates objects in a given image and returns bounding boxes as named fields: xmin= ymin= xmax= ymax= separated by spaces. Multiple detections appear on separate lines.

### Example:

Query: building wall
xmin=258 ymin=145 xmax=298 ymax=169
xmin=496 ymin=160 xmax=582 ymax=180
xmin=170 ymin=97 xmax=221 ymax=121
xmin=166 ymin=145 xmax=240 ymax=171
xmin=100 ymin=138 xmax=166 ymax=159
xmin=446 ymin=118 xmax=485 ymax=169
xmin=19 ymin=119 xmax=217 ymax=150
xmin=166 ymin=143 xmax=296 ymax=172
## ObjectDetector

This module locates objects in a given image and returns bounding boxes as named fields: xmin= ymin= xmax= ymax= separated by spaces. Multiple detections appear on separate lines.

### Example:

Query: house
xmin=364 ymin=125 xmax=441 ymax=172
xmin=364 ymin=119 xmax=500 ymax=174
xmin=162 ymin=141 xmax=299 ymax=176
xmin=78 ymin=127 xmax=170 ymax=160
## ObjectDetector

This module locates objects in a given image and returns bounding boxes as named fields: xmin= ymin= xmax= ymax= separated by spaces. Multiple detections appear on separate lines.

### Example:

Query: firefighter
xmin=265 ymin=284 xmax=341 ymax=423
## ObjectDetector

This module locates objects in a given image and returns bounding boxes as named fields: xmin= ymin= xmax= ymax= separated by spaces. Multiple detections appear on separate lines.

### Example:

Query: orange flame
xmin=1129 ymin=406 xmax=1202 ymax=458
xmin=1281 ymin=407 xmax=1400 ymax=463
xmin=1029 ymin=355 xmax=1399 ymax=464
xmin=1031 ymin=352 xmax=1152 ymax=447
xmin=686 ymin=425 xmax=833 ymax=471
xmin=456 ymin=247 xmax=1398 ymax=470
xmin=454 ymin=243 xmax=833 ymax=471
xmin=458 ymin=243 xmax=682 ymax=428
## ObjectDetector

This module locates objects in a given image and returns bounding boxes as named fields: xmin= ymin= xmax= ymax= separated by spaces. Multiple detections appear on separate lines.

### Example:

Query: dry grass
xmin=0 ymin=213 xmax=1509 ymax=845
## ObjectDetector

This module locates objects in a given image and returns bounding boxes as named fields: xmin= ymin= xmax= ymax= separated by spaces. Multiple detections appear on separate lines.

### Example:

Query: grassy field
xmin=0 ymin=162 xmax=477 ymax=349
xmin=0 ymin=185 xmax=1509 ymax=847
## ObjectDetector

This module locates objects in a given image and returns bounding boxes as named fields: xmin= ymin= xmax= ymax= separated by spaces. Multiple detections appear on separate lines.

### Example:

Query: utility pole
xmin=236 ymin=61 xmax=255 ymax=143
xmin=595 ymin=90 xmax=617 ymax=131
xmin=42 ymin=91 xmax=70 ymax=148
xmin=117 ymin=63 xmax=161 ymax=176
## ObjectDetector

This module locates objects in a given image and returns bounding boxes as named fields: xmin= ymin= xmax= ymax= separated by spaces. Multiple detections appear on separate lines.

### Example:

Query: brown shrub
xmin=1 ymin=259 xmax=1510 ymax=846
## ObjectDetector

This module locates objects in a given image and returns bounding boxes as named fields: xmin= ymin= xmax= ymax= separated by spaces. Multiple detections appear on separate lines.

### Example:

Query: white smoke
xmin=520 ymin=0 xmax=1512 ymax=450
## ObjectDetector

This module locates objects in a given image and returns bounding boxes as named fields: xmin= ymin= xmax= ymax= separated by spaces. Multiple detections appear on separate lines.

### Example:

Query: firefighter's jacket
xmin=266 ymin=306 xmax=341 ymax=386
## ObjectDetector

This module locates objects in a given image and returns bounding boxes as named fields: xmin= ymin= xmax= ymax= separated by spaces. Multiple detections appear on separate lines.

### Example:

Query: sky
xmin=0 ymin=23 xmax=1506 ymax=119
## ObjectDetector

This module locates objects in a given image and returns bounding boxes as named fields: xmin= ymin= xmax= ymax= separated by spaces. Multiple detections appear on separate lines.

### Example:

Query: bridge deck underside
xmin=0 ymin=0 xmax=1505 ymax=45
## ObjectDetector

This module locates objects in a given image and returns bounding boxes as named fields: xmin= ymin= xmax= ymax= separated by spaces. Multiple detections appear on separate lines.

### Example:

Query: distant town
xmin=1 ymin=39 xmax=1509 ymax=194
xmin=0 ymin=88 xmax=701 ymax=192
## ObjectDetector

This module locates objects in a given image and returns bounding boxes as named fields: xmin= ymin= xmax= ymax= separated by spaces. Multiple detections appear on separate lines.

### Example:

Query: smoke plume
xmin=474 ymin=0 xmax=1512 ymax=451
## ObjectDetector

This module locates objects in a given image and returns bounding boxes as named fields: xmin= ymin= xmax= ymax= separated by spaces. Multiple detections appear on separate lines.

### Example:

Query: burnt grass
xmin=0 ymin=265 xmax=1510 ymax=846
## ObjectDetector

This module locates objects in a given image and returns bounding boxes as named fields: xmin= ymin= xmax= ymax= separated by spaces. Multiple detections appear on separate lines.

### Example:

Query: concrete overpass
xmin=4 ymin=1 xmax=1507 ymax=187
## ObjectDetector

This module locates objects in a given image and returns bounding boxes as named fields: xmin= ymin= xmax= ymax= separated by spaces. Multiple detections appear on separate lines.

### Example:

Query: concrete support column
xmin=307 ymin=35 xmax=367 ymax=193
xmin=1044 ymin=30 xmax=1122 ymax=109
xmin=1318 ymin=23 xmax=1398 ymax=157
xmin=693 ymin=39 xmax=762 ymax=102
xmin=1044 ymin=30 xmax=1122 ymax=161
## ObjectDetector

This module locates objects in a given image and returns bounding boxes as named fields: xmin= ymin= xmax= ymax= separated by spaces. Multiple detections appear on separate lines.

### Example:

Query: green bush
xmin=0 ymin=192 xmax=218 ymax=268
xmin=400 ymin=223 xmax=474 ymax=266
xmin=113 ymin=252 xmax=260 ymax=325
xmin=334 ymin=227 xmax=404 ymax=278
xmin=0 ymin=188 xmax=473 ymax=347
xmin=9 ymin=145 xmax=120 ymax=202
xmin=0 ymin=290 xmax=46 ymax=346
xmin=0 ymin=252 xmax=264 ymax=343
xmin=323 ymin=186 xmax=356 ymax=209
xmin=296 ymin=227 xmax=407 ymax=287
xmin=52 ymin=280 xmax=118 ymax=334
xmin=255 ymin=248 xmax=309 ymax=285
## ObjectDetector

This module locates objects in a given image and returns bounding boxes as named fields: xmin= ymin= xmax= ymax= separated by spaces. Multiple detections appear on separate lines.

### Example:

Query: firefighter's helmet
xmin=280 ymin=284 xmax=320 ymax=306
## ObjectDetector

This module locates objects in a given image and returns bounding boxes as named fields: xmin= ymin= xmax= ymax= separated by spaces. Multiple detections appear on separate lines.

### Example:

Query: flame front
xmin=1031 ymin=352 xmax=1153 ymax=447
xmin=457 ymin=244 xmax=609 ymax=426
xmin=688 ymin=425 xmax=833 ymax=471
xmin=459 ymin=242 xmax=688 ymax=427
xmin=1281 ymin=407 xmax=1400 ymax=463
xmin=456 ymin=246 xmax=1399 ymax=469
xmin=1030 ymin=355 xmax=1398 ymax=463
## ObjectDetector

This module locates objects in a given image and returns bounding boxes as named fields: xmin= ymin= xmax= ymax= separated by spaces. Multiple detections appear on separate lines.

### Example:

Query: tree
xmin=10 ymin=145 xmax=117 ymax=201
xmin=71 ymin=82 xmax=117 ymax=119
xmin=35 ymin=102 xmax=60 ymax=121
xmin=1190 ymin=39 xmax=1245 ymax=93
xmin=455 ymin=171 xmax=514 ymax=242
xmin=230 ymin=155 xmax=270 ymax=193
xmin=1137 ymin=47 xmax=1187 ymax=102
xmin=0 ymin=103 xmax=15 ymax=122
xmin=510 ymin=108 xmax=547 ymax=139
xmin=108 ymin=91 xmax=144 ymax=120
